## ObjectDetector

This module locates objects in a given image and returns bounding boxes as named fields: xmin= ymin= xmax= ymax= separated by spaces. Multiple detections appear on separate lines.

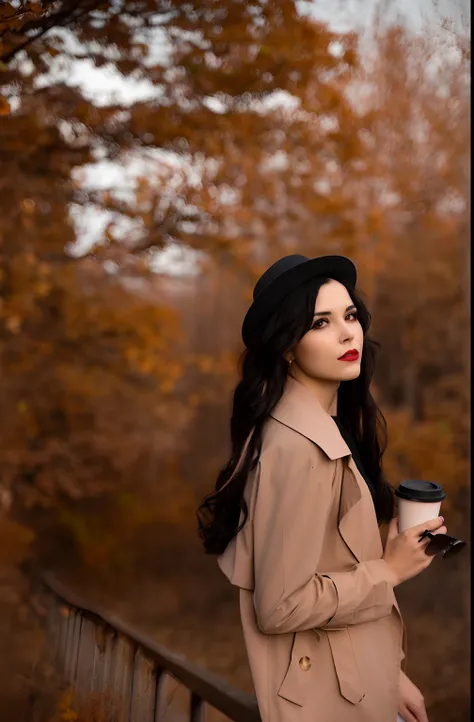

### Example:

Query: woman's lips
xmin=338 ymin=350 xmax=359 ymax=362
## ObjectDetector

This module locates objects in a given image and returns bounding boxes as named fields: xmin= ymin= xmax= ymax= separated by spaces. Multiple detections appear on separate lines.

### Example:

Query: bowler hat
xmin=242 ymin=254 xmax=357 ymax=347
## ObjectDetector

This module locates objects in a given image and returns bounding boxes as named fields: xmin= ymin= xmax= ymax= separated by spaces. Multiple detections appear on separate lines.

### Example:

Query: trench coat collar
xmin=269 ymin=374 xmax=351 ymax=460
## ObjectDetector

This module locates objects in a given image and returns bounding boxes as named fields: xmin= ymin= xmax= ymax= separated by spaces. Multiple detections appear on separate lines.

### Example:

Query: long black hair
xmin=197 ymin=275 xmax=394 ymax=555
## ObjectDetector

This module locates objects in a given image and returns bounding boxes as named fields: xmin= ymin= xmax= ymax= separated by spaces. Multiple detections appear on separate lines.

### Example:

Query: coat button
xmin=299 ymin=656 xmax=311 ymax=671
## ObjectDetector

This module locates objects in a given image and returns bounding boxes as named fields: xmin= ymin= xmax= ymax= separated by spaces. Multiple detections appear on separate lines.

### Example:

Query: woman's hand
xmin=398 ymin=670 xmax=429 ymax=722
xmin=383 ymin=516 xmax=447 ymax=585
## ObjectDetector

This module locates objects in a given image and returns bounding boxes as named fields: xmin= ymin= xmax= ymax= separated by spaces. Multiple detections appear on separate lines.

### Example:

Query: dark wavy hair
xmin=197 ymin=275 xmax=394 ymax=555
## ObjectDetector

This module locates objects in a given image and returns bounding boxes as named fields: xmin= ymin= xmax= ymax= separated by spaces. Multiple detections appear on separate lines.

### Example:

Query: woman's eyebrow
xmin=313 ymin=304 xmax=357 ymax=317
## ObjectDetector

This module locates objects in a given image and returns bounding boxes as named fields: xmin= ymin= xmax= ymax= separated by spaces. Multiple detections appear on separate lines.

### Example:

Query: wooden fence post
xmin=129 ymin=650 xmax=156 ymax=722
xmin=110 ymin=634 xmax=135 ymax=722
xmin=58 ymin=605 xmax=71 ymax=672
xmin=65 ymin=609 xmax=82 ymax=682
xmin=75 ymin=616 xmax=97 ymax=699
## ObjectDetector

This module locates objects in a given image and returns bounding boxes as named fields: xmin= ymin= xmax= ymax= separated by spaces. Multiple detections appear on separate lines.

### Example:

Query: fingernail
xmin=440 ymin=516 xmax=444 ymax=521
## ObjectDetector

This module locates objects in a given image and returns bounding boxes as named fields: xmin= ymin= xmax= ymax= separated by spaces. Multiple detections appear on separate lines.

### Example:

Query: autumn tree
xmin=0 ymin=2 xmax=365 ymax=515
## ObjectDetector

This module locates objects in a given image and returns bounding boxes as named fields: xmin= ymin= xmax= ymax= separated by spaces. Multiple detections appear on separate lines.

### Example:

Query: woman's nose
xmin=341 ymin=323 xmax=354 ymax=341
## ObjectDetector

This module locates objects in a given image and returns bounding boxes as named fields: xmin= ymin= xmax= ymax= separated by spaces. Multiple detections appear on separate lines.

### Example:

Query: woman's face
xmin=291 ymin=279 xmax=363 ymax=382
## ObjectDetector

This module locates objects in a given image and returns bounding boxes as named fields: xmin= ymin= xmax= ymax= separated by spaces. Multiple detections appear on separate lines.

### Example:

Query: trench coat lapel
xmin=270 ymin=375 xmax=365 ymax=563
xmin=338 ymin=456 xmax=365 ymax=562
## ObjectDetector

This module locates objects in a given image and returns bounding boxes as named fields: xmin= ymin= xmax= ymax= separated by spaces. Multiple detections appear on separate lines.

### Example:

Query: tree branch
xmin=0 ymin=10 xmax=35 ymax=25
xmin=0 ymin=0 xmax=105 ymax=65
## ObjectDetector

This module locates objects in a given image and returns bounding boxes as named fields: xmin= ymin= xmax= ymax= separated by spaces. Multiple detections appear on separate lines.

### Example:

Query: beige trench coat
xmin=218 ymin=375 xmax=408 ymax=722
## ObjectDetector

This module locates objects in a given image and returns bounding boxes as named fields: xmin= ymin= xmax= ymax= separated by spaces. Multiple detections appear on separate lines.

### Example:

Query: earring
xmin=288 ymin=357 xmax=294 ymax=366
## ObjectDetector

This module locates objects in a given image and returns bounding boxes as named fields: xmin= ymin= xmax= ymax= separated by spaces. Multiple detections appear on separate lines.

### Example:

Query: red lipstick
xmin=338 ymin=349 xmax=359 ymax=362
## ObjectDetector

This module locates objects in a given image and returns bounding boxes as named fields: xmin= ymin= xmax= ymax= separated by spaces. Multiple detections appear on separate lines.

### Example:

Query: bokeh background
xmin=0 ymin=1 xmax=470 ymax=721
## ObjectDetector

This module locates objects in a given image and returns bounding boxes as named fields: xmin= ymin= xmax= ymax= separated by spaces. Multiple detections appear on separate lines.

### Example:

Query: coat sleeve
xmin=252 ymin=441 xmax=399 ymax=635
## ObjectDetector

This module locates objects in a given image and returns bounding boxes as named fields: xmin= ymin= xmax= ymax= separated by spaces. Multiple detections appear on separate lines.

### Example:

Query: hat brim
xmin=242 ymin=255 xmax=357 ymax=347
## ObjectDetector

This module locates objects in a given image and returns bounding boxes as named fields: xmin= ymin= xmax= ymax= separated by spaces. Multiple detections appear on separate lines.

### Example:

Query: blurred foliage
xmin=0 ymin=2 xmax=470 ymax=721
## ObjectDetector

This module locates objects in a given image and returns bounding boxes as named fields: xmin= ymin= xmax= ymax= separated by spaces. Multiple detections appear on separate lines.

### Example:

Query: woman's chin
xmin=338 ymin=363 xmax=361 ymax=380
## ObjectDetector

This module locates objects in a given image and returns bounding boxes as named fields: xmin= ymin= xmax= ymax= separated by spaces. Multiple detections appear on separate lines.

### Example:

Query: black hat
xmin=242 ymin=254 xmax=357 ymax=347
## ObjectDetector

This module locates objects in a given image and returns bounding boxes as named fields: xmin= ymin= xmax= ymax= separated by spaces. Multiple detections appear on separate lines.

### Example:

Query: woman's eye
xmin=311 ymin=312 xmax=358 ymax=330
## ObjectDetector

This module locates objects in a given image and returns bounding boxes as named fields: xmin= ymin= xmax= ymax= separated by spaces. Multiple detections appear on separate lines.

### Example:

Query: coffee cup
xmin=395 ymin=480 xmax=466 ymax=560
xmin=395 ymin=480 xmax=446 ymax=534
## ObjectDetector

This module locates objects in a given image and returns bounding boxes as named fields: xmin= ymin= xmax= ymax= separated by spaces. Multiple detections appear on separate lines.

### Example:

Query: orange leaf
xmin=30 ymin=2 xmax=44 ymax=16
xmin=0 ymin=94 xmax=11 ymax=116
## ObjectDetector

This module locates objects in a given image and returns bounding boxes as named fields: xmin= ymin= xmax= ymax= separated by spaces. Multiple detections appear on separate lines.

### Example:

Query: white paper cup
xmin=398 ymin=499 xmax=442 ymax=533
xmin=395 ymin=480 xmax=446 ymax=534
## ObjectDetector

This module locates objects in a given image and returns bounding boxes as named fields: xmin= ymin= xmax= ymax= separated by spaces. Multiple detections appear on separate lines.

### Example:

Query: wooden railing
xmin=41 ymin=573 xmax=261 ymax=722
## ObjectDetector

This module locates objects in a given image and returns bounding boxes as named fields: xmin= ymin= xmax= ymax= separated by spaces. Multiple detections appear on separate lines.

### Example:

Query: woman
xmin=197 ymin=254 xmax=446 ymax=722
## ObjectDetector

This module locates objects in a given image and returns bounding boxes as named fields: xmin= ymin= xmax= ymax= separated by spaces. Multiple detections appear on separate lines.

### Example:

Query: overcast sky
xmin=306 ymin=0 xmax=469 ymax=33
xmin=45 ymin=0 xmax=470 ymax=274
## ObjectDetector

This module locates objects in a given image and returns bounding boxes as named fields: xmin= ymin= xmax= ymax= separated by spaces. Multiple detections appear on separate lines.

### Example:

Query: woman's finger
xmin=417 ymin=536 xmax=431 ymax=550
xmin=399 ymin=705 xmax=420 ymax=722
xmin=408 ymin=700 xmax=430 ymax=722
